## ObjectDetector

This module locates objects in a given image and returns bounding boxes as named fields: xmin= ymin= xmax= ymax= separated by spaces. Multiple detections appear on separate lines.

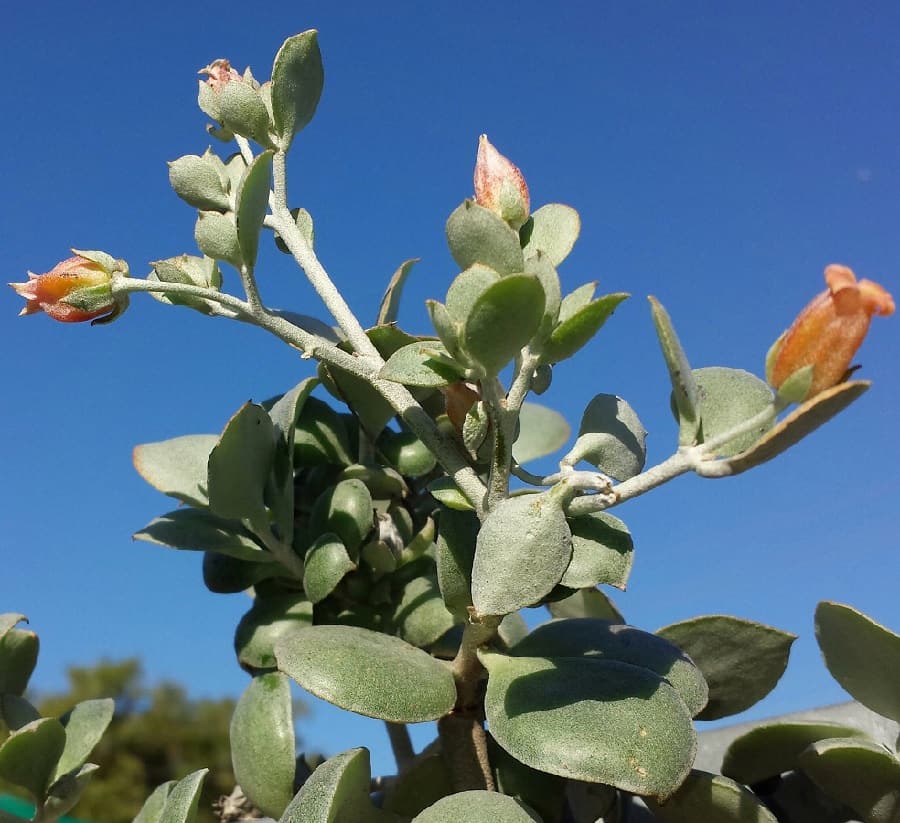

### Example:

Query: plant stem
xmin=239 ymin=263 xmax=264 ymax=313
xmin=385 ymin=722 xmax=415 ymax=772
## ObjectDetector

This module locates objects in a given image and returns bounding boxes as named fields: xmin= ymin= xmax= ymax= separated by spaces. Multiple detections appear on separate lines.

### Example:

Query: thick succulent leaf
xmin=815 ymin=601 xmax=900 ymax=722
xmin=0 ymin=694 xmax=40 ymax=731
xmin=488 ymin=734 xmax=567 ymax=823
xmin=798 ymin=736 xmax=900 ymax=823
xmin=378 ymin=432 xmax=438 ymax=479
xmin=427 ymin=478 xmax=475 ymax=512
xmin=45 ymin=763 xmax=99 ymax=819
xmin=649 ymin=296 xmax=698 ymax=445
xmin=561 ymin=511 xmax=633 ymax=590
xmin=275 ymin=625 xmax=456 ymax=722
xmin=53 ymin=698 xmax=114 ymax=782
xmin=713 ymin=381 xmax=870 ymax=475
xmin=394 ymin=573 xmax=458 ymax=649
xmin=194 ymin=211 xmax=242 ymax=268
xmin=0 ymin=628 xmax=39 ymax=696
xmin=303 ymin=534 xmax=356 ymax=604
xmin=310 ymin=479 xmax=374 ymax=554
xmin=559 ymin=282 xmax=596 ymax=323
xmin=647 ymin=769 xmax=778 ymax=822
xmin=377 ymin=258 xmax=420 ymax=325
xmin=547 ymin=588 xmax=624 ymax=622
xmin=0 ymin=613 xmax=26 ymax=639
xmin=722 ymin=721 xmax=866 ymax=785
xmin=294 ymin=396 xmax=354 ymax=466
xmin=217 ymin=80 xmax=272 ymax=147
xmin=480 ymin=652 xmax=696 ymax=799
xmin=657 ymin=615 xmax=796 ymax=721
xmin=280 ymin=747 xmax=391 ymax=823
xmin=208 ymin=402 xmax=275 ymax=521
xmin=0 ymin=717 xmax=66 ymax=801
xmin=471 ymin=492 xmax=572 ymax=616
xmin=446 ymin=200 xmax=525 ymax=274
xmin=512 ymin=402 xmax=571 ymax=465
xmin=692 ymin=367 xmax=775 ymax=457
xmin=379 ymin=341 xmax=466 ymax=387
xmin=569 ymin=394 xmax=647 ymax=481
xmin=270 ymin=30 xmax=325 ymax=148
xmin=235 ymin=593 xmax=313 ymax=672
xmin=133 ymin=509 xmax=272 ymax=562
xmin=463 ymin=274 xmax=546 ymax=376
xmin=132 ymin=434 xmax=218 ymax=507
xmin=133 ymin=781 xmax=176 ymax=823
xmin=383 ymin=753 xmax=453 ymax=818
xmin=523 ymin=203 xmax=581 ymax=266
xmin=540 ymin=293 xmax=629 ymax=364
xmin=202 ymin=551 xmax=277 ymax=594
xmin=436 ymin=508 xmax=479 ymax=619
xmin=231 ymin=673 xmax=296 ymax=817
xmin=413 ymin=790 xmax=541 ymax=822
xmin=168 ymin=154 xmax=230 ymax=212
xmin=158 ymin=768 xmax=208 ymax=823
xmin=510 ymin=618 xmax=708 ymax=717
xmin=524 ymin=254 xmax=562 ymax=341
xmin=235 ymin=150 xmax=273 ymax=269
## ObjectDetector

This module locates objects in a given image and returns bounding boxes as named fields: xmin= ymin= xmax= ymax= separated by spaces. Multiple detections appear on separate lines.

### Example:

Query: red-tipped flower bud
xmin=473 ymin=134 xmax=530 ymax=230
xmin=198 ymin=59 xmax=241 ymax=91
xmin=9 ymin=251 xmax=128 ymax=324
xmin=768 ymin=265 xmax=894 ymax=400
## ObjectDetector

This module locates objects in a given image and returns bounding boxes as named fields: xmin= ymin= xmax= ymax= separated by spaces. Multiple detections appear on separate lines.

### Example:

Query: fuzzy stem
xmin=385 ymin=722 xmax=416 ymax=772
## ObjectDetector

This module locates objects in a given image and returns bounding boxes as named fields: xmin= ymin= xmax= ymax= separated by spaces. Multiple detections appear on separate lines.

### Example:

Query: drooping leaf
xmin=208 ymin=402 xmax=276 ymax=522
xmin=481 ymin=652 xmax=696 ymax=799
xmin=133 ymin=509 xmax=272 ymax=562
xmin=231 ymin=673 xmax=296 ymax=817
xmin=512 ymin=402 xmax=571 ymax=465
xmin=463 ymin=274 xmax=546 ymax=376
xmin=561 ymin=511 xmax=633 ymax=591
xmin=523 ymin=203 xmax=581 ymax=266
xmin=722 ymin=721 xmax=866 ymax=786
xmin=646 ymin=770 xmax=778 ymax=822
xmin=270 ymin=30 xmax=325 ymax=148
xmin=235 ymin=150 xmax=273 ymax=269
xmin=158 ymin=768 xmax=208 ymax=823
xmin=510 ymin=618 xmax=708 ymax=717
xmin=657 ymin=615 xmax=796 ymax=721
xmin=446 ymin=200 xmax=525 ymax=275
xmin=377 ymin=258 xmax=420 ymax=325
xmin=413 ymin=790 xmax=541 ymax=822
xmin=303 ymin=534 xmax=356 ymax=604
xmin=471 ymin=492 xmax=572 ymax=615
xmin=649 ymin=296 xmax=698 ymax=445
xmin=798 ymin=736 xmax=900 ymax=823
xmin=540 ymin=293 xmax=629 ymax=364
xmin=52 ymin=698 xmax=114 ymax=782
xmin=815 ymin=601 xmax=900 ymax=723
xmin=0 ymin=717 xmax=66 ymax=801
xmin=234 ymin=593 xmax=313 ymax=672
xmin=275 ymin=625 xmax=456 ymax=722
xmin=568 ymin=394 xmax=647 ymax=481
xmin=132 ymin=434 xmax=218 ymax=507
xmin=435 ymin=508 xmax=479 ymax=619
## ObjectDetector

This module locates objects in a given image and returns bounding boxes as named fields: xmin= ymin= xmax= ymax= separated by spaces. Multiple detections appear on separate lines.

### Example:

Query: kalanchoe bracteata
xmin=473 ymin=134 xmax=530 ymax=230
xmin=198 ymin=58 xmax=241 ymax=90
xmin=9 ymin=250 xmax=129 ymax=324
xmin=768 ymin=264 xmax=894 ymax=400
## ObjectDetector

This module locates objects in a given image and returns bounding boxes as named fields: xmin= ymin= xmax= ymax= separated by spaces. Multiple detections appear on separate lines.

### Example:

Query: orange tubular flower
xmin=768 ymin=265 xmax=894 ymax=400
xmin=473 ymin=134 xmax=530 ymax=230
xmin=9 ymin=252 xmax=127 ymax=324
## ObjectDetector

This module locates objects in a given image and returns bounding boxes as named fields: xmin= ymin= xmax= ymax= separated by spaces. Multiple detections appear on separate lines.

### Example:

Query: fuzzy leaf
xmin=270 ymin=30 xmax=325 ymax=148
xmin=395 ymin=571 xmax=458 ymax=649
xmin=523 ymin=203 xmax=581 ymax=266
xmin=481 ymin=652 xmax=696 ymax=799
xmin=647 ymin=770 xmax=778 ymax=822
xmin=53 ymin=698 xmax=114 ymax=782
xmin=234 ymin=593 xmax=313 ymax=673
xmin=446 ymin=200 xmax=525 ymax=275
xmin=657 ymin=615 xmax=796 ymax=721
xmin=235 ymin=151 xmax=273 ymax=269
xmin=133 ymin=781 xmax=176 ymax=823
xmin=512 ymin=402 xmax=570 ymax=465
xmin=168 ymin=154 xmax=230 ymax=211
xmin=547 ymin=588 xmax=624 ymax=622
xmin=377 ymin=258 xmax=419 ymax=325
xmin=649 ymin=296 xmax=699 ymax=445
xmin=133 ymin=435 xmax=217 ymax=507
xmin=569 ymin=394 xmax=647 ymax=481
xmin=231 ymin=673 xmax=295 ymax=817
xmin=815 ymin=601 xmax=900 ymax=723
xmin=436 ymin=508 xmax=479 ymax=619
xmin=0 ymin=718 xmax=66 ymax=801
xmin=303 ymin=534 xmax=356 ymax=604
xmin=413 ymin=791 xmax=541 ymax=822
xmin=471 ymin=492 xmax=572 ymax=615
xmin=217 ymin=80 xmax=272 ymax=147
xmin=194 ymin=211 xmax=242 ymax=268
xmin=692 ymin=367 xmax=775 ymax=456
xmin=379 ymin=341 xmax=466 ymax=387
xmin=134 ymin=509 xmax=271 ymax=562
xmin=561 ymin=511 xmax=633 ymax=591
xmin=0 ymin=628 xmax=39 ymax=696
xmin=275 ymin=625 xmax=456 ymax=722
xmin=158 ymin=768 xmax=208 ymax=823
xmin=540 ymin=293 xmax=628 ymax=364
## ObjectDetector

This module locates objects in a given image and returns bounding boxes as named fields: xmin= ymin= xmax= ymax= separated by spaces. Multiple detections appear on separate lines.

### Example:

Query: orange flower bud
xmin=198 ymin=59 xmax=241 ymax=91
xmin=768 ymin=265 xmax=894 ymax=399
xmin=9 ymin=251 xmax=127 ymax=324
xmin=442 ymin=380 xmax=482 ymax=435
xmin=473 ymin=134 xmax=530 ymax=230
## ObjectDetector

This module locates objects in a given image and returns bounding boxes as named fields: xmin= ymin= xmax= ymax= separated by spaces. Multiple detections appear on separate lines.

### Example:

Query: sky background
xmin=2 ymin=0 xmax=898 ymax=785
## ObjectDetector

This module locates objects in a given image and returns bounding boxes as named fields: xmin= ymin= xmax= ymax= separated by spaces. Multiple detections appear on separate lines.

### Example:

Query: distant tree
xmin=22 ymin=659 xmax=284 ymax=823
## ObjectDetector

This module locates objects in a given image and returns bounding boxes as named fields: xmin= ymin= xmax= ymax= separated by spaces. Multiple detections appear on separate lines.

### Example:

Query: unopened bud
xmin=473 ymin=135 xmax=530 ymax=230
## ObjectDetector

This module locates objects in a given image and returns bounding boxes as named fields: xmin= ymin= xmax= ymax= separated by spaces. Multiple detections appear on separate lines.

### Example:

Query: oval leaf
xmin=446 ymin=200 xmax=525 ymax=275
xmin=523 ymin=203 xmax=581 ymax=267
xmin=0 ymin=718 xmax=66 ymax=801
xmin=561 ymin=511 xmax=634 ymax=591
xmin=231 ymin=673 xmax=295 ymax=817
xmin=270 ymin=30 xmax=325 ymax=148
xmin=471 ymin=492 xmax=572 ymax=616
xmin=512 ymin=402 xmax=571 ymax=465
xmin=647 ymin=770 xmax=778 ymax=823
xmin=235 ymin=151 xmax=273 ymax=269
xmin=481 ymin=652 xmax=696 ymax=799
xmin=168 ymin=154 xmax=230 ymax=212
xmin=540 ymin=293 xmax=629 ymax=364
xmin=53 ymin=698 xmax=114 ymax=782
xmin=569 ymin=394 xmax=647 ymax=481
xmin=194 ymin=211 xmax=242 ymax=268
xmin=548 ymin=587 xmax=624 ymax=622
xmin=394 ymin=572 xmax=457 ymax=649
xmin=657 ymin=615 xmax=796 ymax=721
xmin=133 ymin=509 xmax=271 ymax=562
xmin=0 ymin=628 xmax=39 ymax=696
xmin=379 ymin=341 xmax=466 ymax=388
xmin=132 ymin=435 xmax=218 ymax=507
xmin=649 ymin=296 xmax=699 ymax=445
xmin=413 ymin=790 xmax=541 ymax=822
xmin=275 ymin=625 xmax=456 ymax=722
xmin=234 ymin=593 xmax=313 ymax=672
xmin=436 ymin=508 xmax=479 ymax=619
xmin=303 ymin=534 xmax=356 ymax=604
xmin=815 ymin=601 xmax=900 ymax=723
xmin=693 ymin=367 xmax=775 ymax=457
xmin=510 ymin=618 xmax=707 ymax=717
xmin=133 ymin=781 xmax=176 ymax=823
xmin=158 ymin=768 xmax=208 ymax=823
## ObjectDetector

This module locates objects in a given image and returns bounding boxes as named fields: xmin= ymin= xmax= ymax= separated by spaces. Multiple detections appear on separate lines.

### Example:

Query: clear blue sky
xmin=3 ymin=1 xmax=898 ymax=780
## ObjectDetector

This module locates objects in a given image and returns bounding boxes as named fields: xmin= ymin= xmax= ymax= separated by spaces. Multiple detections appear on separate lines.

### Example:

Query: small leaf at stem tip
xmin=539 ymin=292 xmax=628 ymax=364
xmin=270 ymin=30 xmax=325 ymax=149
xmin=446 ymin=199 xmax=525 ymax=274
xmin=523 ymin=203 xmax=581 ymax=267
xmin=377 ymin=258 xmax=419 ymax=325
xmin=194 ymin=211 xmax=242 ymax=268
xmin=649 ymin=295 xmax=698 ymax=445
